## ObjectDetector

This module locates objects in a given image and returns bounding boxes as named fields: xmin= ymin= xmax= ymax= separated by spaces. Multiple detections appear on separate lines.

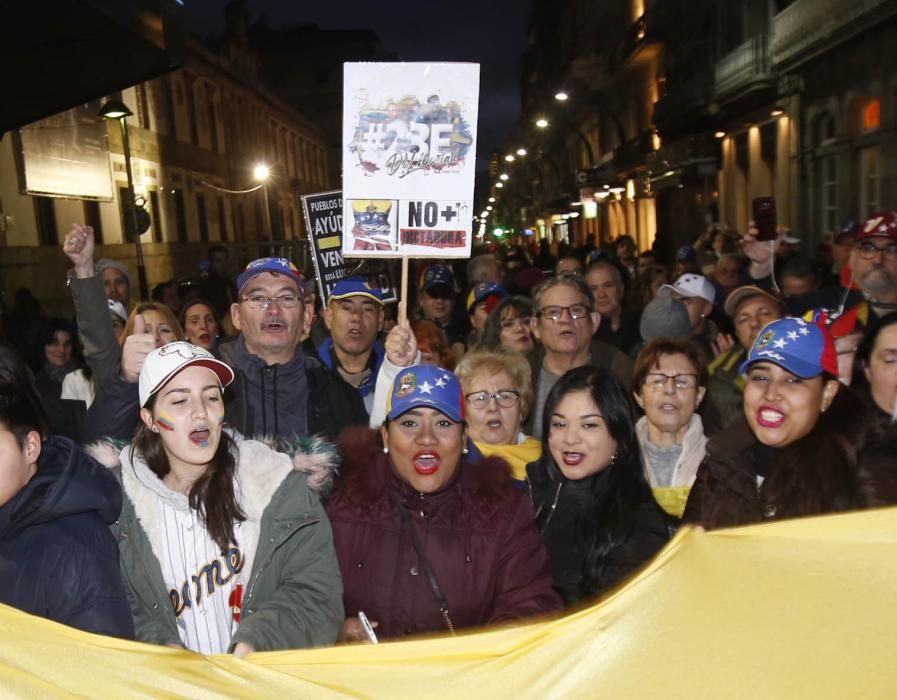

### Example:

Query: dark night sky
xmin=187 ymin=0 xmax=531 ymax=173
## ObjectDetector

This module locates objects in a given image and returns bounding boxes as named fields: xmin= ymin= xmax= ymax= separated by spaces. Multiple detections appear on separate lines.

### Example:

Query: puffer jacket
xmin=87 ymin=432 xmax=344 ymax=652
xmin=326 ymin=429 xmax=562 ymax=639
xmin=0 ymin=436 xmax=133 ymax=638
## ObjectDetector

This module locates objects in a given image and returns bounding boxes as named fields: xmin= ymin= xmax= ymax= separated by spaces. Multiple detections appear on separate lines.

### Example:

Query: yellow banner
xmin=2 ymin=508 xmax=897 ymax=698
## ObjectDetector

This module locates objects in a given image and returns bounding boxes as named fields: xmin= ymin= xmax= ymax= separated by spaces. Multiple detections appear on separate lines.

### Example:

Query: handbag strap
xmin=394 ymin=491 xmax=456 ymax=635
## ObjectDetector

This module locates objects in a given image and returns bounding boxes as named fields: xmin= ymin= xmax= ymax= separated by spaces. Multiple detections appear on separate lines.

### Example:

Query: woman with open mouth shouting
xmin=527 ymin=366 xmax=671 ymax=606
xmin=327 ymin=363 xmax=561 ymax=642
xmin=95 ymin=341 xmax=344 ymax=657
xmin=683 ymin=316 xmax=889 ymax=529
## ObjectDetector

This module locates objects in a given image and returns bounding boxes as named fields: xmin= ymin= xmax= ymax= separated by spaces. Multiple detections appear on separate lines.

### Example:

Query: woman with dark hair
xmin=32 ymin=318 xmax=85 ymax=401
xmin=479 ymin=296 xmax=535 ymax=353
xmin=852 ymin=311 xmax=897 ymax=422
xmin=0 ymin=343 xmax=133 ymax=638
xmin=683 ymin=317 xmax=873 ymax=529
xmin=178 ymin=298 xmax=221 ymax=354
xmin=527 ymin=366 xmax=671 ymax=606
xmin=100 ymin=341 xmax=343 ymax=656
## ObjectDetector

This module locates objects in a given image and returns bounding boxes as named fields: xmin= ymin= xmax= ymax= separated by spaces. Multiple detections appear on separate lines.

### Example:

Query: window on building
xmin=237 ymin=201 xmax=245 ymax=240
xmin=860 ymin=148 xmax=880 ymax=219
xmin=822 ymin=156 xmax=838 ymax=235
xmin=217 ymin=196 xmax=228 ymax=241
xmin=173 ymin=190 xmax=188 ymax=242
xmin=137 ymin=84 xmax=151 ymax=129
xmin=148 ymin=190 xmax=163 ymax=242
xmin=196 ymin=193 xmax=209 ymax=242
xmin=118 ymin=185 xmax=133 ymax=241
xmin=83 ymin=200 xmax=104 ymax=244
xmin=186 ymin=78 xmax=199 ymax=145
xmin=852 ymin=97 xmax=881 ymax=133
xmin=207 ymin=84 xmax=219 ymax=152
xmin=35 ymin=197 xmax=58 ymax=245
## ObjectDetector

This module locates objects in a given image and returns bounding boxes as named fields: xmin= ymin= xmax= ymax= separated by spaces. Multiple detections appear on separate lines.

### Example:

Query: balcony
xmin=653 ymin=72 xmax=715 ymax=138
xmin=714 ymin=34 xmax=775 ymax=103
xmin=771 ymin=0 xmax=895 ymax=68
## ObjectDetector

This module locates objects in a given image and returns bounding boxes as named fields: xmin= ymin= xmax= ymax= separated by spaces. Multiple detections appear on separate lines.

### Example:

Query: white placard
xmin=342 ymin=62 xmax=479 ymax=258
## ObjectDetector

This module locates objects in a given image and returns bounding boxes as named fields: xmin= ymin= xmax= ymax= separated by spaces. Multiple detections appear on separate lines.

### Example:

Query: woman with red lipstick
xmin=100 ymin=341 xmax=344 ymax=656
xmin=527 ymin=366 xmax=671 ymax=606
xmin=328 ymin=363 xmax=561 ymax=641
xmin=683 ymin=317 xmax=874 ymax=529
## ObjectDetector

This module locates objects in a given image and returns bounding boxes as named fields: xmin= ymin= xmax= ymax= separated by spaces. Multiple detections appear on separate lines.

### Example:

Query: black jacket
xmin=0 ymin=436 xmax=134 ymax=638
xmin=527 ymin=457 xmax=670 ymax=606
xmin=82 ymin=338 xmax=367 ymax=443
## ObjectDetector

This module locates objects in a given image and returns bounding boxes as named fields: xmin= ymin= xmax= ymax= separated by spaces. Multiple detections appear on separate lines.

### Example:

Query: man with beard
xmin=746 ymin=212 xmax=897 ymax=325
xmin=84 ymin=258 xmax=367 ymax=442
xmin=317 ymin=277 xmax=385 ymax=414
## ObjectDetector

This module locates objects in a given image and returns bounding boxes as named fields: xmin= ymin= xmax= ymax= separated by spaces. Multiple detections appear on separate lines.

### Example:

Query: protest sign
xmin=300 ymin=190 xmax=397 ymax=304
xmin=341 ymin=62 xmax=479 ymax=260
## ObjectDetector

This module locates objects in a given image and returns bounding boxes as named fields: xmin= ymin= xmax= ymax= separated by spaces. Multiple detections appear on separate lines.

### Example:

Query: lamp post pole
xmin=99 ymin=99 xmax=149 ymax=300
xmin=118 ymin=115 xmax=149 ymax=300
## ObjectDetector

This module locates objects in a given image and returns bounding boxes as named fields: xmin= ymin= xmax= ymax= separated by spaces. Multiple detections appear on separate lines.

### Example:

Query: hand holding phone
xmin=752 ymin=197 xmax=778 ymax=241
xmin=358 ymin=611 xmax=379 ymax=644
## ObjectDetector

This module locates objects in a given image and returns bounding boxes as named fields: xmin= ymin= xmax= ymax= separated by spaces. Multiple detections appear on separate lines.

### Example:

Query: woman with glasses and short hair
xmin=455 ymin=349 xmax=540 ymax=484
xmin=631 ymin=339 xmax=709 ymax=519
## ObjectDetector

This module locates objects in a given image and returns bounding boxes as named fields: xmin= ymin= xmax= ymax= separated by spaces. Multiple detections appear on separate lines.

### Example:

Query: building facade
xmin=0 ymin=36 xmax=330 ymax=315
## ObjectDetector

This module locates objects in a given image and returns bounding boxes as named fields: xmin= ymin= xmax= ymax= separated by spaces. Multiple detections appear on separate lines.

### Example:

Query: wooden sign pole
xmin=398 ymin=255 xmax=410 ymax=324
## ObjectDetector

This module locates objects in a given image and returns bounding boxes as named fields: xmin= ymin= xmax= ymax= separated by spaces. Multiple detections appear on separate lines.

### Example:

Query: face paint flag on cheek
xmin=156 ymin=413 xmax=176 ymax=431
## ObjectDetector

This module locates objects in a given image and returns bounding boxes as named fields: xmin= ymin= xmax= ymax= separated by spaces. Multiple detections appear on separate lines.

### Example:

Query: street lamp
xmin=535 ymin=118 xmax=549 ymax=128
xmin=253 ymin=163 xmax=273 ymax=238
xmin=499 ymin=173 xmax=509 ymax=181
xmin=516 ymin=148 xmax=527 ymax=156
xmin=554 ymin=91 xmax=569 ymax=101
xmin=504 ymin=154 xmax=515 ymax=162
xmin=488 ymin=197 xmax=495 ymax=203
xmin=98 ymin=98 xmax=149 ymax=300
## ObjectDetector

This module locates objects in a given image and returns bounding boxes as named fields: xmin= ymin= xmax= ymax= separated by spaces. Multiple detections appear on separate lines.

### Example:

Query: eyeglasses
xmin=857 ymin=241 xmax=897 ymax=260
xmin=464 ymin=390 xmax=521 ymax=408
xmin=643 ymin=373 xmax=699 ymax=391
xmin=537 ymin=304 xmax=592 ymax=321
xmin=500 ymin=316 xmax=532 ymax=330
xmin=241 ymin=293 xmax=301 ymax=309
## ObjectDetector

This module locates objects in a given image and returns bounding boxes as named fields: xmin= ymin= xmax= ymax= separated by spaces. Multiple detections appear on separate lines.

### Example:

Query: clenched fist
xmin=385 ymin=319 xmax=418 ymax=368
xmin=63 ymin=223 xmax=96 ymax=278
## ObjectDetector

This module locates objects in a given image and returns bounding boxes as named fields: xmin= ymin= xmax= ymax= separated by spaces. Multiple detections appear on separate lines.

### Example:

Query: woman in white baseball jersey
xmin=98 ymin=341 xmax=343 ymax=656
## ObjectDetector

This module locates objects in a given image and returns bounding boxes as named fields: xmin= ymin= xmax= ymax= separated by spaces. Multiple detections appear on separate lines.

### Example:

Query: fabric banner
xmin=2 ymin=508 xmax=897 ymax=698
xmin=300 ymin=190 xmax=397 ymax=304
xmin=341 ymin=62 xmax=479 ymax=259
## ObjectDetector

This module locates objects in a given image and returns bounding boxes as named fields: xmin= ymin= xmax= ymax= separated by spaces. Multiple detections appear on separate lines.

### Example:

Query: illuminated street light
xmin=554 ymin=91 xmax=568 ymax=101
xmin=504 ymin=154 xmax=515 ymax=162
xmin=516 ymin=148 xmax=527 ymax=156
xmin=535 ymin=118 xmax=549 ymax=128
xmin=98 ymin=99 xmax=148 ymax=300
xmin=486 ymin=205 xmax=493 ymax=211
xmin=499 ymin=173 xmax=509 ymax=181
xmin=495 ymin=182 xmax=504 ymax=188
xmin=253 ymin=163 xmax=273 ymax=236
xmin=488 ymin=197 xmax=495 ymax=203
xmin=714 ymin=131 xmax=726 ymax=139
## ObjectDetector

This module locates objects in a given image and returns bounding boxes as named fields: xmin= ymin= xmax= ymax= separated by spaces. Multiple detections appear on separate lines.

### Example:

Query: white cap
xmin=107 ymin=298 xmax=128 ymax=323
xmin=658 ymin=273 xmax=716 ymax=304
xmin=139 ymin=342 xmax=235 ymax=407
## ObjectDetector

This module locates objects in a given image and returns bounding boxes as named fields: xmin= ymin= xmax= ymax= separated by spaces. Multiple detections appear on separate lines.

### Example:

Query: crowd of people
xmin=0 ymin=212 xmax=895 ymax=656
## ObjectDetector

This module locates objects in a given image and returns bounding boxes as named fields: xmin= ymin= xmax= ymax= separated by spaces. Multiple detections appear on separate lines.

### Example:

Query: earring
xmin=383 ymin=446 xmax=389 ymax=454
xmin=462 ymin=447 xmax=469 ymax=455
xmin=610 ymin=453 xmax=617 ymax=465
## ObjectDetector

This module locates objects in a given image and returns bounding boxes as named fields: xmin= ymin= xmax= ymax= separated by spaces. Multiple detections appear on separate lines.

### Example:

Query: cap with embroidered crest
xmin=740 ymin=317 xmax=837 ymax=379
xmin=329 ymin=277 xmax=384 ymax=305
xmin=419 ymin=264 xmax=455 ymax=293
xmin=386 ymin=365 xmax=463 ymax=423
xmin=139 ymin=341 xmax=235 ymax=407
xmin=236 ymin=257 xmax=305 ymax=295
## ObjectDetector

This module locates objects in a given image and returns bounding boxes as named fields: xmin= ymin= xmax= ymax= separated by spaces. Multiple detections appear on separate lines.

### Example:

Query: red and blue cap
xmin=466 ymin=282 xmax=508 ymax=312
xmin=386 ymin=365 xmax=464 ymax=423
xmin=237 ymin=257 xmax=305 ymax=295
xmin=330 ymin=277 xmax=384 ymax=305
xmin=740 ymin=317 xmax=838 ymax=379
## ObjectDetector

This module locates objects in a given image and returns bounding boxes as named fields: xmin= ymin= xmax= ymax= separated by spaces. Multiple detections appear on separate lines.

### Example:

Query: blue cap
xmin=236 ymin=257 xmax=305 ymax=295
xmin=740 ymin=317 xmax=838 ymax=379
xmin=330 ymin=277 xmax=384 ymax=305
xmin=420 ymin=264 xmax=455 ymax=292
xmin=386 ymin=365 xmax=464 ymax=422
xmin=466 ymin=282 xmax=507 ymax=311
xmin=676 ymin=245 xmax=696 ymax=262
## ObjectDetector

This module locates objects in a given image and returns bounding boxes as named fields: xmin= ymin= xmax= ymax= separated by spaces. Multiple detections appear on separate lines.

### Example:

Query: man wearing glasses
xmin=88 ymin=257 xmax=367 ymax=442
xmin=525 ymin=274 xmax=633 ymax=438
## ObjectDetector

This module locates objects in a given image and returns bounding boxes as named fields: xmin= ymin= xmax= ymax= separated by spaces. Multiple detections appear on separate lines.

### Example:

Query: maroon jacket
xmin=327 ymin=429 xmax=562 ymax=639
